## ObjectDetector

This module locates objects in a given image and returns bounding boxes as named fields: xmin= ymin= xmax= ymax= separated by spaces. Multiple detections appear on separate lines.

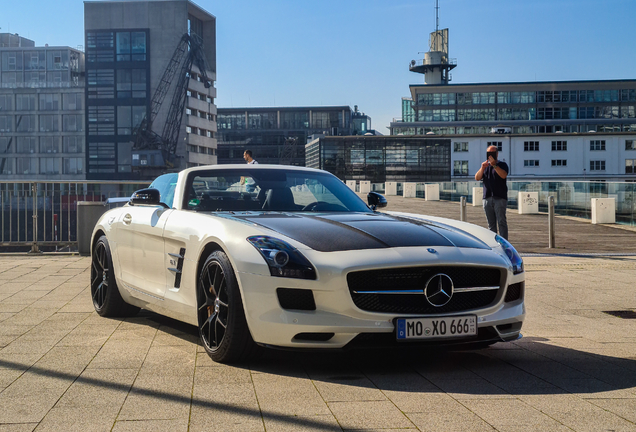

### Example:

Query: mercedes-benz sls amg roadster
xmin=90 ymin=165 xmax=525 ymax=363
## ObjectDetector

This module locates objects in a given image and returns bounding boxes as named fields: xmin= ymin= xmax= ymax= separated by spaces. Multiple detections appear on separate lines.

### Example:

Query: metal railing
xmin=360 ymin=181 xmax=636 ymax=226
xmin=0 ymin=180 xmax=150 ymax=252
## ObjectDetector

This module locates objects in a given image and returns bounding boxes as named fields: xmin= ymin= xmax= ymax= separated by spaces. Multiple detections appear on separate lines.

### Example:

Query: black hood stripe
xmin=229 ymin=212 xmax=487 ymax=252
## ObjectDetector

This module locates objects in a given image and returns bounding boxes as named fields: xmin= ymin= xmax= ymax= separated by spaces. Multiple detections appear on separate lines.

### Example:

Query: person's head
xmin=487 ymin=145 xmax=498 ymax=160
xmin=243 ymin=149 xmax=253 ymax=162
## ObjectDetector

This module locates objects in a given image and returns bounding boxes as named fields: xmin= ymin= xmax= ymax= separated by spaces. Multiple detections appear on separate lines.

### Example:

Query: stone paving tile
xmin=327 ymin=400 xmax=414 ymax=430
xmin=251 ymin=373 xmax=331 ymax=417
xmin=309 ymin=376 xmax=387 ymax=403
xmin=461 ymin=399 xmax=568 ymax=429
xmin=189 ymin=382 xmax=263 ymax=432
xmin=261 ymin=414 xmax=341 ymax=432
xmin=54 ymin=368 xmax=137 ymax=408
xmin=117 ymin=370 xmax=194 ymax=421
xmin=86 ymin=338 xmax=153 ymax=370
xmin=112 ymin=419 xmax=188 ymax=432
xmin=0 ymin=424 xmax=37 ymax=432
xmin=406 ymin=400 xmax=498 ymax=431
xmin=588 ymin=398 xmax=636 ymax=424
xmin=35 ymin=406 xmax=118 ymax=432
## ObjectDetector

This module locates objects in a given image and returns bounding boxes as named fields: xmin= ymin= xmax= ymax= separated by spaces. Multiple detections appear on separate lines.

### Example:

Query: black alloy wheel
xmin=90 ymin=235 xmax=139 ymax=317
xmin=197 ymin=250 xmax=258 ymax=363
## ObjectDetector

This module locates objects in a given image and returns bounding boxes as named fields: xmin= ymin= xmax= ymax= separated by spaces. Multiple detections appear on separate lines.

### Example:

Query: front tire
xmin=197 ymin=250 xmax=258 ymax=363
xmin=91 ymin=235 xmax=140 ymax=317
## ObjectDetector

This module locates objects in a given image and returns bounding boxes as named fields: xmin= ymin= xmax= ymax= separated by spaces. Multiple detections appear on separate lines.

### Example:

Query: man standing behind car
xmin=475 ymin=145 xmax=509 ymax=240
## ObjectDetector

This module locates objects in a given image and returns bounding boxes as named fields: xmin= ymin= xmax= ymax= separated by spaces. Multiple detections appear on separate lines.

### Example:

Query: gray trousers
xmin=483 ymin=196 xmax=508 ymax=240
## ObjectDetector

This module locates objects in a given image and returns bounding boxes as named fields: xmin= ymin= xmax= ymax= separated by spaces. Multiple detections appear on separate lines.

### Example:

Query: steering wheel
xmin=302 ymin=201 xmax=347 ymax=212
xmin=302 ymin=201 xmax=331 ymax=211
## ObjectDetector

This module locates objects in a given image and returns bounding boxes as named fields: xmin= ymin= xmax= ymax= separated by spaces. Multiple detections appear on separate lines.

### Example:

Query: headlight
xmin=247 ymin=236 xmax=317 ymax=280
xmin=495 ymin=235 xmax=524 ymax=274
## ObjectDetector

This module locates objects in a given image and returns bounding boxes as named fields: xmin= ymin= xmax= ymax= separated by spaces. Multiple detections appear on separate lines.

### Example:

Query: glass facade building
xmin=0 ymin=34 xmax=86 ymax=180
xmin=306 ymin=136 xmax=450 ymax=183
xmin=84 ymin=1 xmax=217 ymax=180
xmin=84 ymin=29 xmax=151 ymax=178
xmin=391 ymin=80 xmax=636 ymax=136
xmin=217 ymin=106 xmax=364 ymax=165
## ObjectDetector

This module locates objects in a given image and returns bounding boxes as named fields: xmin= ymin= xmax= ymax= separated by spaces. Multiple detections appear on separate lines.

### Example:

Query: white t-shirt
xmin=247 ymin=160 xmax=258 ymax=164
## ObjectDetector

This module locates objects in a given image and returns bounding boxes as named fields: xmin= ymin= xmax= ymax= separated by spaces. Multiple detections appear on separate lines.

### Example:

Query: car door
xmin=115 ymin=206 xmax=173 ymax=301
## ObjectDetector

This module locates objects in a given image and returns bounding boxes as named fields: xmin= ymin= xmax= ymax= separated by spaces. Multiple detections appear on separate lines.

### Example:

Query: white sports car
xmin=91 ymin=165 xmax=525 ymax=363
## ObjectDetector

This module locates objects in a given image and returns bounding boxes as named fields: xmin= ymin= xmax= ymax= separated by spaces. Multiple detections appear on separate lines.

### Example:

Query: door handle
xmin=123 ymin=214 xmax=132 ymax=224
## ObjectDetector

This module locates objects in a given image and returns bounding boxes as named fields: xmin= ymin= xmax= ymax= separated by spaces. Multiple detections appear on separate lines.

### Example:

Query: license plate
xmin=396 ymin=315 xmax=477 ymax=340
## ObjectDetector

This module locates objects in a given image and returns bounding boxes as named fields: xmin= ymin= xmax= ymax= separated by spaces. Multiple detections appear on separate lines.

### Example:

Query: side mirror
xmin=130 ymin=188 xmax=167 ymax=207
xmin=367 ymin=191 xmax=387 ymax=210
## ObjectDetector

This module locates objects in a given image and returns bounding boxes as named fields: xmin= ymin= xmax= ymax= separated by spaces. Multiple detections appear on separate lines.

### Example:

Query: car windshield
xmin=183 ymin=168 xmax=372 ymax=213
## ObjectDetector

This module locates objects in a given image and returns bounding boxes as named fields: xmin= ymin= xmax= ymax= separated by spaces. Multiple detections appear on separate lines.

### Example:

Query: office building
xmin=0 ymin=34 xmax=85 ymax=179
xmin=84 ymin=0 xmax=217 ymax=180
xmin=306 ymin=135 xmax=450 ymax=183
xmin=388 ymin=20 xmax=636 ymax=181
xmin=217 ymin=105 xmax=371 ymax=165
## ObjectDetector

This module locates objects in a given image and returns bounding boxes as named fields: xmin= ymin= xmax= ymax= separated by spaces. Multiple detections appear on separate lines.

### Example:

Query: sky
xmin=3 ymin=0 xmax=636 ymax=133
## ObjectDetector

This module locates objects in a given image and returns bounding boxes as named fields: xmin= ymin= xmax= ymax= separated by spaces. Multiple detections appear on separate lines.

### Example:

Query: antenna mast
xmin=435 ymin=0 xmax=439 ymax=34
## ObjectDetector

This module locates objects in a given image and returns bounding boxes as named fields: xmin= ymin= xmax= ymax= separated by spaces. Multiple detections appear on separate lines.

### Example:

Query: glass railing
xmin=364 ymin=181 xmax=636 ymax=226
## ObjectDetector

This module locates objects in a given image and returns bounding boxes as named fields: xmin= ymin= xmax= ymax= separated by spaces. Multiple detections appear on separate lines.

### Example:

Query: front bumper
xmin=237 ymin=268 xmax=525 ymax=350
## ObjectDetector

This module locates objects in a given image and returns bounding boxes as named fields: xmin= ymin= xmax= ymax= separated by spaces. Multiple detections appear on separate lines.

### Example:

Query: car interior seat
xmin=262 ymin=188 xmax=298 ymax=211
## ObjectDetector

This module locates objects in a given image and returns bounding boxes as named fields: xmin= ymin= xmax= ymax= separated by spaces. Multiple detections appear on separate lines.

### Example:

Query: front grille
xmin=276 ymin=288 xmax=316 ymax=311
xmin=504 ymin=282 xmax=524 ymax=302
xmin=347 ymin=266 xmax=502 ymax=314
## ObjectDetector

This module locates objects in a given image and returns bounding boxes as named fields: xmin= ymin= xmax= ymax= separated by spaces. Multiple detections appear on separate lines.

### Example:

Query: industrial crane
xmin=132 ymin=33 xmax=213 ymax=177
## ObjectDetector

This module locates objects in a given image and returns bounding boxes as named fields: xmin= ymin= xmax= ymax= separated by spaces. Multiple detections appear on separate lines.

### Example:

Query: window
xmin=590 ymin=140 xmax=606 ymax=151
xmin=524 ymin=160 xmax=539 ymax=167
xmin=40 ymin=137 xmax=60 ymax=153
xmin=487 ymin=142 xmax=503 ymax=151
xmin=453 ymin=160 xmax=468 ymax=176
xmin=39 ymin=114 xmax=59 ymax=132
xmin=524 ymin=141 xmax=539 ymax=151
xmin=16 ymin=94 xmax=37 ymax=111
xmin=116 ymin=69 xmax=146 ymax=98
xmin=39 ymin=94 xmax=60 ymax=111
xmin=63 ymin=136 xmax=83 ymax=153
xmin=0 ymin=115 xmax=12 ymax=132
xmin=590 ymin=160 xmax=605 ymax=171
xmin=64 ymin=158 xmax=83 ymax=174
xmin=40 ymin=158 xmax=60 ymax=175
xmin=453 ymin=142 xmax=468 ymax=152
xmin=116 ymin=106 xmax=145 ymax=135
xmin=627 ymin=140 xmax=636 ymax=151
xmin=63 ymin=93 xmax=83 ymax=110
xmin=625 ymin=159 xmax=636 ymax=174
xmin=187 ymin=145 xmax=197 ymax=153
xmin=551 ymin=141 xmax=567 ymax=151
xmin=16 ymin=115 xmax=36 ymax=132
xmin=16 ymin=157 xmax=37 ymax=174
xmin=551 ymin=159 xmax=567 ymax=167
xmin=16 ymin=137 xmax=37 ymax=153
xmin=0 ymin=94 xmax=13 ymax=111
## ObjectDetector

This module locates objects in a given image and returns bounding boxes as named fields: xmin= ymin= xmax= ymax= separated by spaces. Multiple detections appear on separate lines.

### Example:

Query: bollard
xmin=460 ymin=196 xmax=466 ymax=222
xmin=29 ymin=182 xmax=41 ymax=254
xmin=548 ymin=195 xmax=555 ymax=248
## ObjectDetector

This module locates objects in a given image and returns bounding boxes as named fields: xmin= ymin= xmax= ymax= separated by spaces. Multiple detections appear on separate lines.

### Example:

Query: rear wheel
xmin=197 ymin=250 xmax=258 ymax=363
xmin=91 ymin=235 xmax=140 ymax=317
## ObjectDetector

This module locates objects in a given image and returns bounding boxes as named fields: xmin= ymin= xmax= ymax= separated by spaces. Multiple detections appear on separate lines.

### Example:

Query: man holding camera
xmin=475 ymin=145 xmax=509 ymax=240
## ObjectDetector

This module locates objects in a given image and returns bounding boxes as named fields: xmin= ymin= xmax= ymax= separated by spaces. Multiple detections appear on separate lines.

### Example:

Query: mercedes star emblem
xmin=424 ymin=273 xmax=454 ymax=307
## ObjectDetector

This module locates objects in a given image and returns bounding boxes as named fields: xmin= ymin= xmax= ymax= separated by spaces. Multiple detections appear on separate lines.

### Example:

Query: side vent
xmin=168 ymin=248 xmax=186 ymax=288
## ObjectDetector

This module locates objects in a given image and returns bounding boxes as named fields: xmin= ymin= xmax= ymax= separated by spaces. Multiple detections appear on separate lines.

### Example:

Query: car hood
xmin=229 ymin=212 xmax=490 ymax=252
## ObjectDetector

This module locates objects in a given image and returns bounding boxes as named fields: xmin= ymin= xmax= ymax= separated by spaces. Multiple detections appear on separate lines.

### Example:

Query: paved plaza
xmin=0 ymin=198 xmax=635 ymax=431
